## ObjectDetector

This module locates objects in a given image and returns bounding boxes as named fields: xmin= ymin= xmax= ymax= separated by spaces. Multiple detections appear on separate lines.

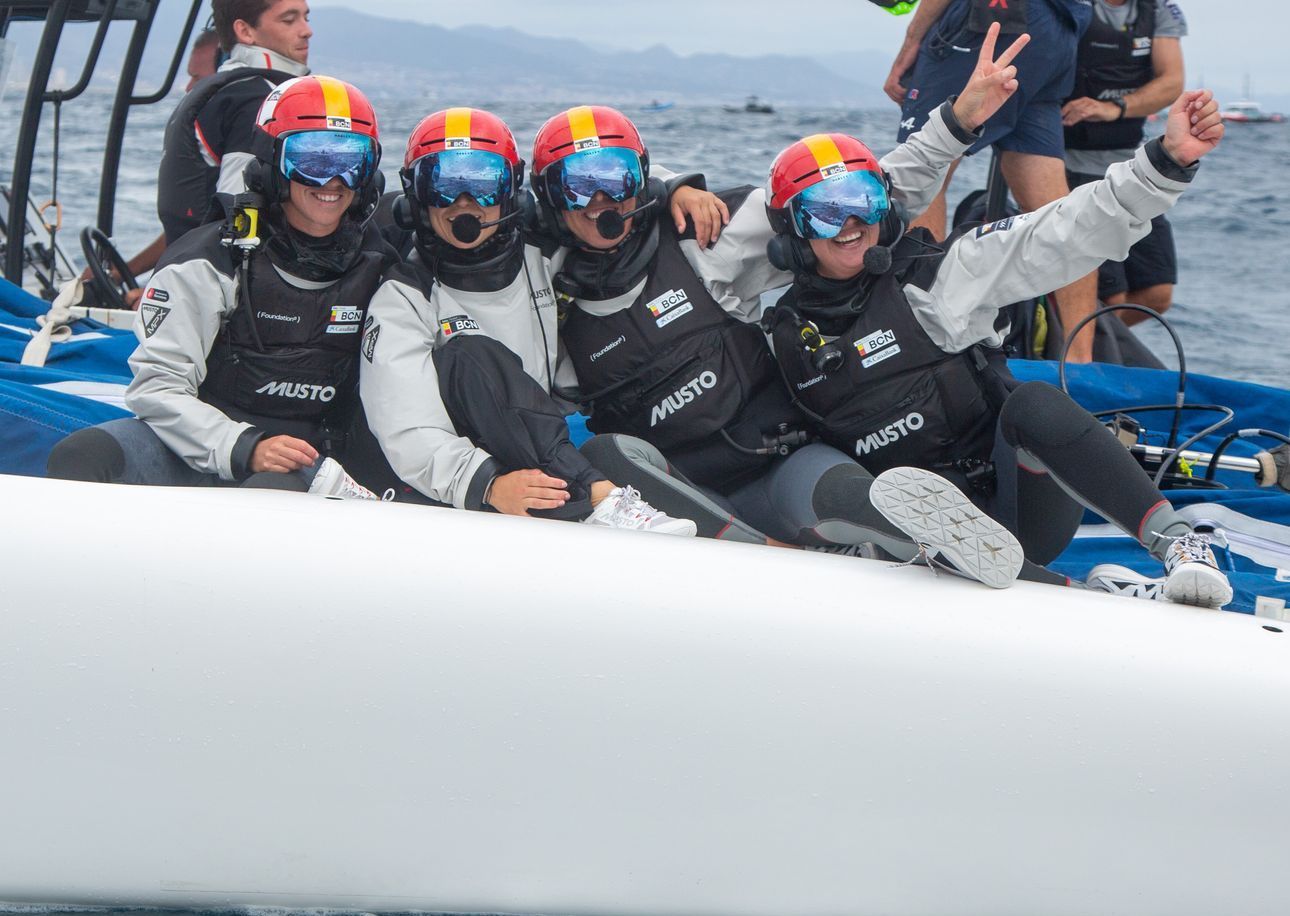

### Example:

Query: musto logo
xmin=650 ymin=371 xmax=717 ymax=427
xmin=255 ymin=381 xmax=336 ymax=402
xmin=856 ymin=412 xmax=924 ymax=456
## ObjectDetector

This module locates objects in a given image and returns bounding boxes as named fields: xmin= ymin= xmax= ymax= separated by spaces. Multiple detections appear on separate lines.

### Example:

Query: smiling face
xmin=560 ymin=190 xmax=635 ymax=250
xmin=236 ymin=0 xmax=313 ymax=64
xmin=282 ymin=176 xmax=353 ymax=237
xmin=427 ymin=193 xmax=503 ymax=250
xmin=808 ymin=216 xmax=880 ymax=281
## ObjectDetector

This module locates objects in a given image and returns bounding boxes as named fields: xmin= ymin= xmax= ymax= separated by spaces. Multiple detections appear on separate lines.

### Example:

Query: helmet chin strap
xmin=449 ymin=209 xmax=520 ymax=244
xmin=595 ymin=197 xmax=657 ymax=240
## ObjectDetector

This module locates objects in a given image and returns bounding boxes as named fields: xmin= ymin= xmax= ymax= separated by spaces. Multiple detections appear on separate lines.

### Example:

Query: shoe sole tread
xmin=870 ymin=467 xmax=1023 ymax=590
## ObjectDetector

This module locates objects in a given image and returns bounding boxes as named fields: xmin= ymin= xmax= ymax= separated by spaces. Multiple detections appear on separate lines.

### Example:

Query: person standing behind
xmin=1062 ymin=0 xmax=1186 ymax=325
xmin=885 ymin=0 xmax=1107 ymax=363
xmin=156 ymin=0 xmax=312 ymax=247
xmin=91 ymin=29 xmax=222 ymax=308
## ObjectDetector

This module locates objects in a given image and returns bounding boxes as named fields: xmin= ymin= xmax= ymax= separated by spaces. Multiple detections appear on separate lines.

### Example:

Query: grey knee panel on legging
xmin=579 ymin=433 xmax=767 ymax=543
xmin=728 ymin=443 xmax=920 ymax=558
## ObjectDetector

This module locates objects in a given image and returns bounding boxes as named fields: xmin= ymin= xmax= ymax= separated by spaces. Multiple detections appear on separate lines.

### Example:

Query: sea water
xmin=1 ymin=87 xmax=1286 ymax=389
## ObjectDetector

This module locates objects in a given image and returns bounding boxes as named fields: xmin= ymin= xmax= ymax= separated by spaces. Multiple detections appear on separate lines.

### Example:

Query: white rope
xmin=19 ymin=278 xmax=138 ymax=367
xmin=20 ymin=276 xmax=82 ymax=367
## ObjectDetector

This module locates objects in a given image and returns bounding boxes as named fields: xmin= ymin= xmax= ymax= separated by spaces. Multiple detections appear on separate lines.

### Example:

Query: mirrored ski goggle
xmin=546 ymin=146 xmax=643 ymax=210
xmin=789 ymin=168 xmax=890 ymax=240
xmin=409 ymin=149 xmax=514 ymax=208
xmin=279 ymin=130 xmax=378 ymax=190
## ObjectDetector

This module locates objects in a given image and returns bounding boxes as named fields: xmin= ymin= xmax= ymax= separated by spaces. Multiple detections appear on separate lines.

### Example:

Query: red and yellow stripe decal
xmin=800 ymin=133 xmax=846 ymax=179
xmin=316 ymin=75 xmax=353 ymax=128
xmin=444 ymin=107 xmax=472 ymax=144
xmin=566 ymin=106 xmax=601 ymax=150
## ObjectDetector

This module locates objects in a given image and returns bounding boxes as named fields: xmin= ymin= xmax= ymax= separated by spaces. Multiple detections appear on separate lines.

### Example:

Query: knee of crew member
xmin=998 ymin=381 xmax=1102 ymax=450
xmin=580 ymin=433 xmax=668 ymax=474
xmin=433 ymin=333 xmax=522 ymax=384
xmin=46 ymin=426 xmax=126 ymax=482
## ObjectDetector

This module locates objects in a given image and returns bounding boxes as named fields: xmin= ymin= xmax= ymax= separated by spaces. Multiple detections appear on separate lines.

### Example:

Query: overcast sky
xmin=310 ymin=0 xmax=1284 ymax=98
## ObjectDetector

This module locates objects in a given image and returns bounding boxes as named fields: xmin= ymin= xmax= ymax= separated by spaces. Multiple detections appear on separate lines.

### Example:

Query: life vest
xmin=156 ymin=67 xmax=287 ymax=245
xmin=559 ymin=221 xmax=786 ymax=452
xmin=199 ymin=228 xmax=388 ymax=443
xmin=966 ymin=0 xmax=1030 ymax=35
xmin=1064 ymin=0 xmax=1157 ymax=151
xmin=768 ymin=231 xmax=1007 ymax=475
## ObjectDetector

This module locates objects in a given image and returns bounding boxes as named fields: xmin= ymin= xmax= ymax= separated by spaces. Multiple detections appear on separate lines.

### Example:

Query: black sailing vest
xmin=560 ymin=222 xmax=785 ymax=451
xmin=1064 ymin=1 xmax=1156 ymax=151
xmin=769 ymin=231 xmax=1004 ymax=476
xmin=157 ymin=68 xmax=286 ymax=245
xmin=966 ymin=0 xmax=1030 ymax=35
xmin=199 ymin=227 xmax=388 ymax=443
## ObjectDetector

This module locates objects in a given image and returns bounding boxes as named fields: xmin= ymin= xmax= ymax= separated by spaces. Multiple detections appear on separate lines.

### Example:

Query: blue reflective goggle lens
xmin=279 ymin=130 xmax=377 ymax=190
xmin=549 ymin=146 xmax=643 ymax=210
xmin=411 ymin=149 xmax=513 ymax=209
xmin=789 ymin=169 xmax=890 ymax=240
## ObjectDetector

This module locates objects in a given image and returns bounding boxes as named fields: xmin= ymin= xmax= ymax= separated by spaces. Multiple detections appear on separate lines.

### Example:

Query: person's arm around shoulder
xmin=904 ymin=90 xmax=1222 ymax=353
xmin=123 ymin=254 xmax=258 ymax=479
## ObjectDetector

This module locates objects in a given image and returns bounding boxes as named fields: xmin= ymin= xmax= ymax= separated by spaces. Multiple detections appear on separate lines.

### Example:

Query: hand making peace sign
xmin=950 ymin=22 xmax=1030 ymax=133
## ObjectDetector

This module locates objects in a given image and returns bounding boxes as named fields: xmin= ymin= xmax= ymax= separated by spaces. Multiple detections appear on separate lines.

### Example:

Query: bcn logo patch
xmin=440 ymin=315 xmax=481 ymax=336
xmin=855 ymin=328 xmax=896 ymax=356
xmin=573 ymin=137 xmax=601 ymax=152
xmin=326 ymin=116 xmax=351 ymax=131
xmin=644 ymin=288 xmax=693 ymax=328
xmin=820 ymin=162 xmax=847 ymax=180
xmin=445 ymin=137 xmax=470 ymax=150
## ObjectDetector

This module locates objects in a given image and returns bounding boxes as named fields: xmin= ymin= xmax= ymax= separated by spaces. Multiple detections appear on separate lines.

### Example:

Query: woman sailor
xmin=761 ymin=88 xmax=1232 ymax=606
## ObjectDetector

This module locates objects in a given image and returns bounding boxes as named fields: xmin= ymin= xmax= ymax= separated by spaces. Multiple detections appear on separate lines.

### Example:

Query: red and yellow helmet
xmin=399 ymin=107 xmax=525 ymax=214
xmin=250 ymin=75 xmax=382 ymax=200
xmin=532 ymin=105 xmax=650 ymax=211
xmin=256 ymin=74 xmax=379 ymax=143
xmin=766 ymin=133 xmax=889 ymax=238
xmin=403 ymin=107 xmax=520 ymax=170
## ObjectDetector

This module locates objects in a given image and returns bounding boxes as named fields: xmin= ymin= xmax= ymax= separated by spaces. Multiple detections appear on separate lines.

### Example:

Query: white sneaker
xmin=869 ymin=466 xmax=1024 ymax=589
xmin=1087 ymin=564 xmax=1167 ymax=601
xmin=1162 ymin=532 xmax=1233 ymax=609
xmin=583 ymin=486 xmax=697 ymax=536
xmin=308 ymin=457 xmax=381 ymax=501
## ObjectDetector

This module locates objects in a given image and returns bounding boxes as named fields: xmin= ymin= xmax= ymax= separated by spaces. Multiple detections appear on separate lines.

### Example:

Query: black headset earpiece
xmin=766 ymin=234 xmax=816 ymax=275
xmin=391 ymin=194 xmax=417 ymax=231
xmin=878 ymin=199 xmax=908 ymax=247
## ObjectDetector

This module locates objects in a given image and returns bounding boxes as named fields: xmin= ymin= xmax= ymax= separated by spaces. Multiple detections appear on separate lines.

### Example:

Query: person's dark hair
xmin=193 ymin=28 xmax=221 ymax=53
xmin=212 ymin=0 xmax=274 ymax=53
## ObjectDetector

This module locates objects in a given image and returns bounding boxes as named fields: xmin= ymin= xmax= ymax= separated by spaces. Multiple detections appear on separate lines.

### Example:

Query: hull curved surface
xmin=2 ymin=474 xmax=1288 ymax=915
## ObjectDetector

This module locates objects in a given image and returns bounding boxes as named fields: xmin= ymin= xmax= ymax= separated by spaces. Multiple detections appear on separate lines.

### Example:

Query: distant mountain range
xmin=2 ymin=4 xmax=896 ymax=106
xmin=4 ymin=6 xmax=1286 ymax=112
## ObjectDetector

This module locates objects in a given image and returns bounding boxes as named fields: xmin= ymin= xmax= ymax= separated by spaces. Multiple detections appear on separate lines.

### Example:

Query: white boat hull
xmin=2 ymin=473 xmax=1289 ymax=915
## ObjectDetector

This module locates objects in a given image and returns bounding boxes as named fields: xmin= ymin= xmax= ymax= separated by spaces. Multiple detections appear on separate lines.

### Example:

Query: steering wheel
xmin=79 ymin=226 xmax=138 ymax=310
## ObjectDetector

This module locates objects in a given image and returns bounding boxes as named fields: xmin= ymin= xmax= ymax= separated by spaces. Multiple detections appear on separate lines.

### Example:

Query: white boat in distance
xmin=1219 ymin=100 xmax=1287 ymax=123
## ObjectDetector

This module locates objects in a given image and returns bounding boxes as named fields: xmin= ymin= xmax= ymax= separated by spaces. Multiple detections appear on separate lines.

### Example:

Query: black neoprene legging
xmin=978 ymin=381 xmax=1192 ymax=564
